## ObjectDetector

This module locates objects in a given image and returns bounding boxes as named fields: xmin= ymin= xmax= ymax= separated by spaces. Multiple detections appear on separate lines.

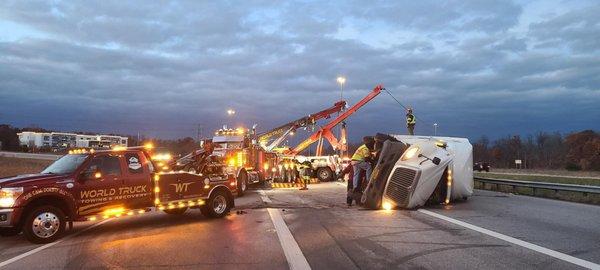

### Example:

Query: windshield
xmin=41 ymin=154 xmax=89 ymax=174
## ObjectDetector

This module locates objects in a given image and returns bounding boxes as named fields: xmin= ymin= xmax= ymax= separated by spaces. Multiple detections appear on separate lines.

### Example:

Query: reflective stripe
xmin=406 ymin=114 xmax=416 ymax=124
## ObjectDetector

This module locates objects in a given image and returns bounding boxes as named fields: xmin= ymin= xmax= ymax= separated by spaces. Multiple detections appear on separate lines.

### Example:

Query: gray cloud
xmin=0 ymin=0 xmax=598 ymax=141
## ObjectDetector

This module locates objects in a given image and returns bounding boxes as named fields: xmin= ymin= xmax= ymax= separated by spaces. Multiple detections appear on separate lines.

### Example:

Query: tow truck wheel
xmin=23 ymin=206 xmax=66 ymax=244
xmin=163 ymin=207 xmax=188 ymax=215
xmin=201 ymin=190 xmax=231 ymax=218
xmin=237 ymin=172 xmax=248 ymax=197
xmin=0 ymin=227 xmax=21 ymax=237
xmin=316 ymin=167 xmax=333 ymax=182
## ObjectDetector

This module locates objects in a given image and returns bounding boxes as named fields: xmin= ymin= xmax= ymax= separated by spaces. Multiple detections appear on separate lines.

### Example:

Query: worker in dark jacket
xmin=339 ymin=164 xmax=366 ymax=206
xmin=406 ymin=108 xmax=416 ymax=135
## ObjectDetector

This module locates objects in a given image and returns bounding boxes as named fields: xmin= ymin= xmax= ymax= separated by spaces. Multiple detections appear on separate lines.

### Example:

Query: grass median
xmin=0 ymin=157 xmax=53 ymax=178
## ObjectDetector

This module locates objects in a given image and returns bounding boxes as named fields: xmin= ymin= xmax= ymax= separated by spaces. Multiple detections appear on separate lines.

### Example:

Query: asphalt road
xmin=1 ymin=182 xmax=599 ymax=270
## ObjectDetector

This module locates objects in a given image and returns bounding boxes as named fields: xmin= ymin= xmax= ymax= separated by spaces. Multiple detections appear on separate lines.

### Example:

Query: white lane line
xmin=418 ymin=209 xmax=600 ymax=270
xmin=260 ymin=190 xmax=311 ymax=270
xmin=259 ymin=190 xmax=272 ymax=203
xmin=267 ymin=208 xmax=311 ymax=270
xmin=0 ymin=219 xmax=112 ymax=268
xmin=335 ymin=182 xmax=346 ymax=187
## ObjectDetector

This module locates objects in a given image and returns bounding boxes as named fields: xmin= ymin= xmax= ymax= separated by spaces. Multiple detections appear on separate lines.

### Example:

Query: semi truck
xmin=363 ymin=135 xmax=473 ymax=210
xmin=0 ymin=147 xmax=236 ymax=243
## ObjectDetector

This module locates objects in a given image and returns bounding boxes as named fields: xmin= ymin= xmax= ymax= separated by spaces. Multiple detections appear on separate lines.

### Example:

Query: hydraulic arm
xmin=288 ymin=84 xmax=384 ymax=156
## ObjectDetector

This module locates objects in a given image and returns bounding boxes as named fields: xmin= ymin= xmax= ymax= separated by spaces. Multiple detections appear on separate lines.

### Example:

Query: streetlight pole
xmin=227 ymin=109 xmax=235 ymax=128
xmin=433 ymin=123 xmax=438 ymax=136
xmin=337 ymin=76 xmax=346 ymax=102
xmin=336 ymin=76 xmax=346 ymax=157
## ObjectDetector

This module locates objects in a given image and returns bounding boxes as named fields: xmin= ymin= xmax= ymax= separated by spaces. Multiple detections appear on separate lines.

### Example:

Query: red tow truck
xmin=0 ymin=146 xmax=236 ymax=243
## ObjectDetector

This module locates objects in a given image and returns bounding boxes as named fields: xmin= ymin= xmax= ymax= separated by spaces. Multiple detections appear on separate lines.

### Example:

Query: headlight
xmin=401 ymin=146 xmax=420 ymax=161
xmin=0 ymin=187 xmax=24 ymax=208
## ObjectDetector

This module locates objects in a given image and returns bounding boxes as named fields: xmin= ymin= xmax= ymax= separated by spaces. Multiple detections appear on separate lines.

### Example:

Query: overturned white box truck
xmin=362 ymin=135 xmax=473 ymax=210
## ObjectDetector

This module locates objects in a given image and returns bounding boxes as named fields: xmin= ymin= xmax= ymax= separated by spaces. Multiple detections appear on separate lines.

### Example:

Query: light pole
xmin=336 ymin=76 xmax=346 ymax=157
xmin=336 ymin=76 xmax=346 ymax=101
xmin=227 ymin=109 xmax=235 ymax=128
xmin=433 ymin=123 xmax=438 ymax=136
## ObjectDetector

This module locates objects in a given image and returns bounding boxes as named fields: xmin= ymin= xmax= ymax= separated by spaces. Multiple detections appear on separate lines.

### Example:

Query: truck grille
xmin=385 ymin=167 xmax=417 ymax=207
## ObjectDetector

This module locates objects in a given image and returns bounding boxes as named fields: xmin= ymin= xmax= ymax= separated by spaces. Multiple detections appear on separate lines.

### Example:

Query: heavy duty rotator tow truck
xmin=0 ymin=146 xmax=236 ymax=243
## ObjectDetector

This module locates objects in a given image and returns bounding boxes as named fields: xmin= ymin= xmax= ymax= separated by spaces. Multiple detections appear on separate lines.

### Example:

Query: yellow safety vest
xmin=406 ymin=114 xmax=416 ymax=125
xmin=351 ymin=144 xmax=370 ymax=161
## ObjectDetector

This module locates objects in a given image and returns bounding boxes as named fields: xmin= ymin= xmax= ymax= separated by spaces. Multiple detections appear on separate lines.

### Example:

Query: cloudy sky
xmin=0 ymin=0 xmax=598 ymax=142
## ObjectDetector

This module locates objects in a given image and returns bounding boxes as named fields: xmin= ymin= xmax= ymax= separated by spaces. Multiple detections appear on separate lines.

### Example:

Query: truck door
xmin=122 ymin=152 xmax=153 ymax=209
xmin=76 ymin=154 xmax=128 ymax=217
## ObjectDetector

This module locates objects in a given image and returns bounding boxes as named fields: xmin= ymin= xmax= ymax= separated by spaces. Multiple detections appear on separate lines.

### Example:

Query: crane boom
xmin=288 ymin=84 xmax=384 ymax=156
xmin=257 ymin=100 xmax=346 ymax=150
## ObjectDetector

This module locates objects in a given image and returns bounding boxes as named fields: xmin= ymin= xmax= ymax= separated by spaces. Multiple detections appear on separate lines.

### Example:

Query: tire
xmin=237 ymin=171 xmax=248 ymax=197
xmin=23 ymin=206 xmax=66 ymax=244
xmin=0 ymin=227 xmax=21 ymax=237
xmin=163 ymin=207 xmax=188 ymax=215
xmin=200 ymin=190 xmax=231 ymax=218
xmin=316 ymin=167 xmax=333 ymax=182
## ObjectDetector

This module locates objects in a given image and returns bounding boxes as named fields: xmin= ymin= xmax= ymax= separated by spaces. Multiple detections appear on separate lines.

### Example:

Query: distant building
xmin=18 ymin=131 xmax=128 ymax=150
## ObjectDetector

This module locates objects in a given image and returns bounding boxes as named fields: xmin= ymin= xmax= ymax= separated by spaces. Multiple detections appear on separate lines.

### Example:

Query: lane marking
xmin=0 ymin=219 xmax=111 ymax=268
xmin=260 ymin=190 xmax=311 ymax=270
xmin=418 ymin=209 xmax=600 ymax=270
xmin=267 ymin=208 xmax=311 ymax=270
xmin=259 ymin=190 xmax=272 ymax=203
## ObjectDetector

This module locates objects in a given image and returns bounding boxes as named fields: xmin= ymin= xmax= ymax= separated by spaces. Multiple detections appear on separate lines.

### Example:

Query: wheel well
xmin=24 ymin=196 xmax=72 ymax=221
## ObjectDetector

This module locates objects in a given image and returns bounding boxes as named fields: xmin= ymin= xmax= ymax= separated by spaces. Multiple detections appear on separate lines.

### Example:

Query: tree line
xmin=2 ymin=124 xmax=598 ymax=171
xmin=473 ymin=130 xmax=600 ymax=171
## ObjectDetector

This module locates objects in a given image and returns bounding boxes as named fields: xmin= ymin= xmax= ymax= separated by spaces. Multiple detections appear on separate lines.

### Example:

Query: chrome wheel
xmin=32 ymin=212 xmax=60 ymax=239
xmin=212 ymin=195 xmax=227 ymax=215
xmin=241 ymin=177 xmax=247 ymax=192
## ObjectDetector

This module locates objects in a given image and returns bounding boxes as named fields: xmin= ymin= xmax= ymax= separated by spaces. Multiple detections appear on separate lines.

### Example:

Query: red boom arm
xmin=288 ymin=84 xmax=384 ymax=155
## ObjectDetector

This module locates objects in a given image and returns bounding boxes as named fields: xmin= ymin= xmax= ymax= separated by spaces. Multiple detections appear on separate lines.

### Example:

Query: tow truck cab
xmin=212 ymin=128 xmax=277 ymax=195
xmin=0 ymin=148 xmax=236 ymax=244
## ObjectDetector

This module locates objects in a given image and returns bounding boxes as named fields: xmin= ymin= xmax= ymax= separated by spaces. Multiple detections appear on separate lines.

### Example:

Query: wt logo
xmin=171 ymin=182 xmax=193 ymax=193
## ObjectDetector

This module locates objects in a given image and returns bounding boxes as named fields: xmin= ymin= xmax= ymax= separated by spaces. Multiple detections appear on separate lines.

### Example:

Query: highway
xmin=1 ymin=182 xmax=599 ymax=270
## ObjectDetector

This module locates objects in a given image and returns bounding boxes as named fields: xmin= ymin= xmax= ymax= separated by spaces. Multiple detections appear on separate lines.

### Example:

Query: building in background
xmin=18 ymin=131 xmax=128 ymax=151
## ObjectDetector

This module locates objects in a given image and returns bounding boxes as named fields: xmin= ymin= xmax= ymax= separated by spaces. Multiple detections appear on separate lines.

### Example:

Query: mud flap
xmin=362 ymin=140 xmax=407 ymax=209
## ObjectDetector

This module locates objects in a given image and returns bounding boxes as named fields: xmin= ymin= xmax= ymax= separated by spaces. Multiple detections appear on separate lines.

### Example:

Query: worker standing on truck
xmin=351 ymin=136 xmax=374 ymax=196
xmin=406 ymin=108 xmax=416 ymax=135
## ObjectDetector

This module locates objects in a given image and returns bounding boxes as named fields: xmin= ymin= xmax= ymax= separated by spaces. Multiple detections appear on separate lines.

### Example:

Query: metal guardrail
xmin=0 ymin=151 xmax=61 ymax=161
xmin=474 ymin=177 xmax=600 ymax=195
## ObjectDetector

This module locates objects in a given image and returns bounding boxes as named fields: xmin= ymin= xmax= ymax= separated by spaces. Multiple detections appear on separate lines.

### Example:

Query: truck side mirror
xmin=432 ymin=157 xmax=441 ymax=165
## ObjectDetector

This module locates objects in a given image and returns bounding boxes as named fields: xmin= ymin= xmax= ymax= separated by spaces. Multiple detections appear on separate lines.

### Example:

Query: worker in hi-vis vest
xmin=351 ymin=136 xmax=375 ymax=194
xmin=406 ymin=108 xmax=416 ymax=135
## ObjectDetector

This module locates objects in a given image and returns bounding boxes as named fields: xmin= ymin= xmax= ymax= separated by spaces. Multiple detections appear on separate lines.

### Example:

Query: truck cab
xmin=0 ymin=147 xmax=236 ymax=244
xmin=212 ymin=128 xmax=276 ymax=195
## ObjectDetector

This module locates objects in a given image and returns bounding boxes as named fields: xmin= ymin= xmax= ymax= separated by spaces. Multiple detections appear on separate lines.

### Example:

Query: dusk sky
xmin=0 ymin=0 xmax=598 ymax=142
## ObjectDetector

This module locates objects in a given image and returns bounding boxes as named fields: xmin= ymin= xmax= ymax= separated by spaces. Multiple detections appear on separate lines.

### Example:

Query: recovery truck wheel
xmin=164 ymin=207 xmax=188 ymax=215
xmin=237 ymin=171 xmax=248 ymax=197
xmin=0 ymin=227 xmax=21 ymax=237
xmin=23 ymin=206 xmax=66 ymax=244
xmin=316 ymin=167 xmax=333 ymax=182
xmin=201 ymin=189 xmax=231 ymax=218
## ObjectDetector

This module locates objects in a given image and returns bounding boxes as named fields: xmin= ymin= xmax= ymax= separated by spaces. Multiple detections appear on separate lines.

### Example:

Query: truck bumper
xmin=0 ymin=208 xmax=15 ymax=227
